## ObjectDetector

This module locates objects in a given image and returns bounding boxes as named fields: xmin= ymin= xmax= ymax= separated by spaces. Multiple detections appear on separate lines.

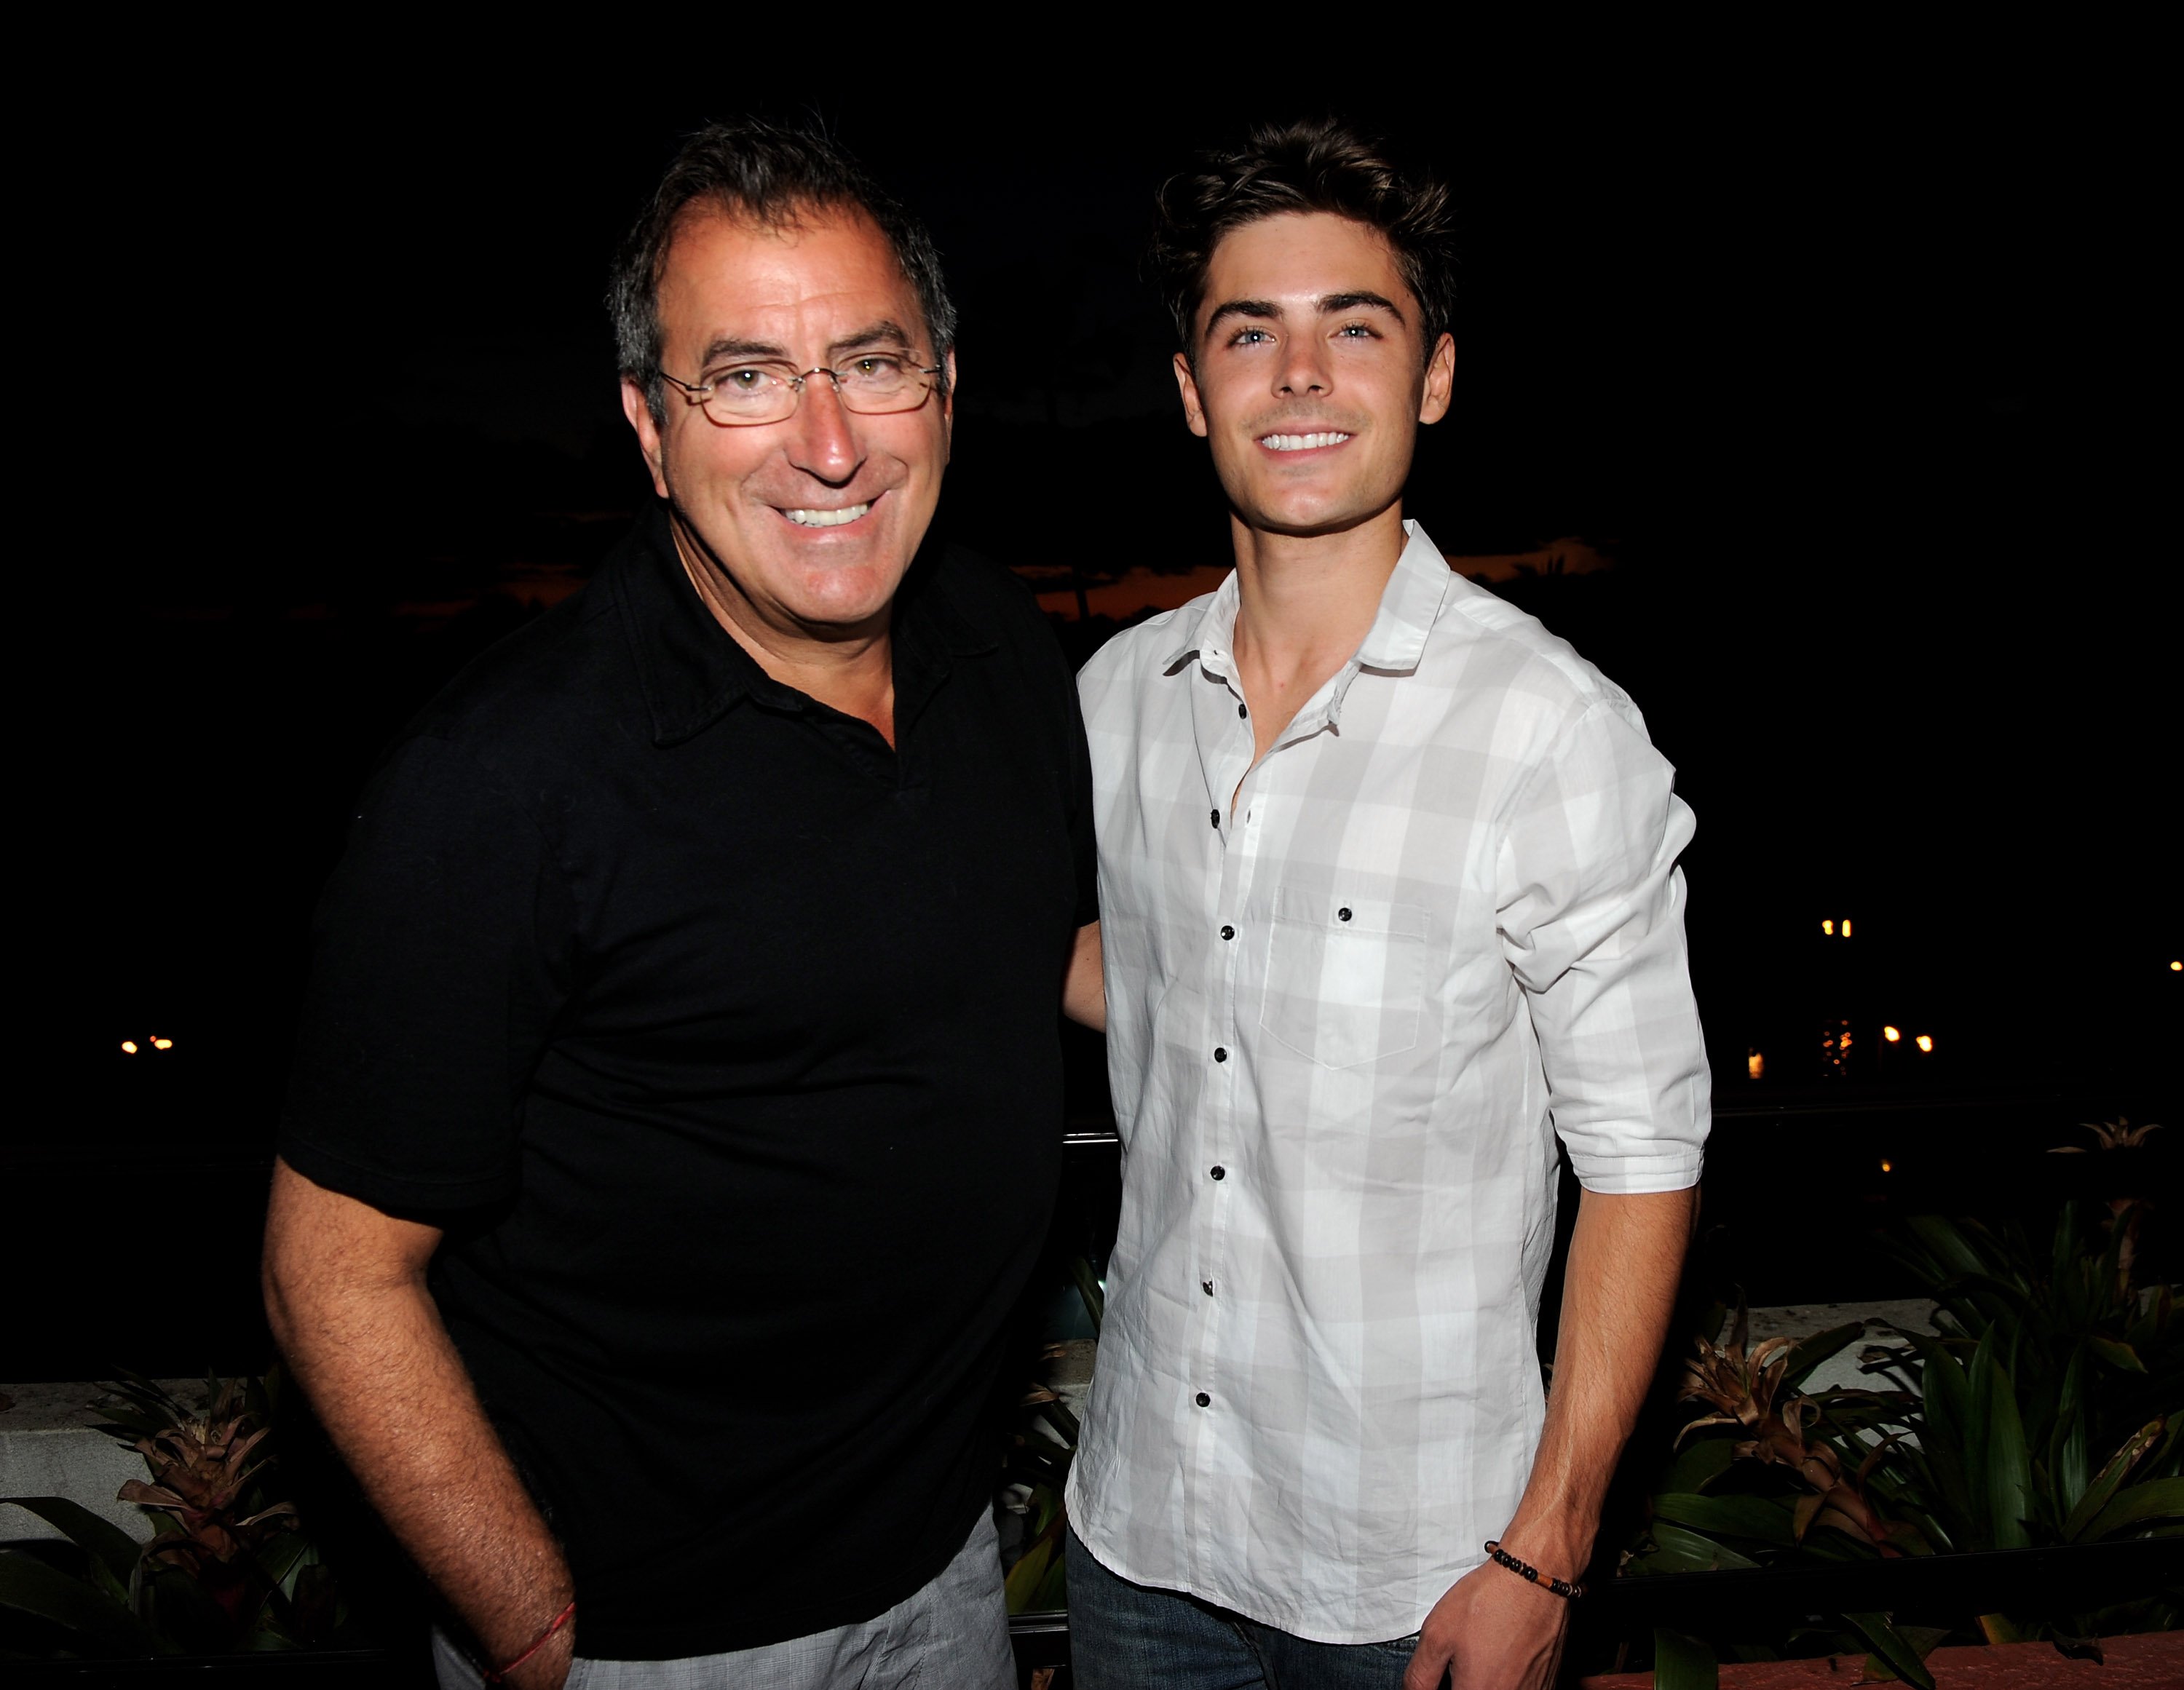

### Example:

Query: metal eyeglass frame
xmin=657 ymin=355 xmax=945 ymax=427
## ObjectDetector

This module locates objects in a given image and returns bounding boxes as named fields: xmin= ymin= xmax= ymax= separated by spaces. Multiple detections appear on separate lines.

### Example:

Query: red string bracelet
xmin=1484 ymin=1540 xmax=1586 ymax=1600
xmin=483 ymin=1598 xmax=576 ymax=1684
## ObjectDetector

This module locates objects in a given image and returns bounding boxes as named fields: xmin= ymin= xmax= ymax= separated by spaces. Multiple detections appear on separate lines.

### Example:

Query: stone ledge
xmin=0 ymin=1380 xmax=199 ymax=1547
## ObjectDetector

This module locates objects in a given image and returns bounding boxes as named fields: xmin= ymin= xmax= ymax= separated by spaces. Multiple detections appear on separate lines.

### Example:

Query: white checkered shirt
xmin=1066 ymin=522 xmax=1709 ymax=1644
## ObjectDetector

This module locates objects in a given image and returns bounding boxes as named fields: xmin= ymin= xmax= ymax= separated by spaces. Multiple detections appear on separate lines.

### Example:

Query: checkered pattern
xmin=1066 ymin=523 xmax=1710 ymax=1645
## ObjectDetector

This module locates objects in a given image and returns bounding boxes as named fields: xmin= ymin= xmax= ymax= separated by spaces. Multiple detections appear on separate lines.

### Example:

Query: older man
xmin=264 ymin=121 xmax=1098 ymax=1689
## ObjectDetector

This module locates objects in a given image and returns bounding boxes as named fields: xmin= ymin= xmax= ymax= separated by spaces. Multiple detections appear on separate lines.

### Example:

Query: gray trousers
xmin=434 ymin=1511 xmax=1014 ymax=1689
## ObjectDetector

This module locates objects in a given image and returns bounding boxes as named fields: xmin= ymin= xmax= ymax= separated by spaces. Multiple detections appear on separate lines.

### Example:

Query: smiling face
xmin=1175 ymin=210 xmax=1452 ymax=541
xmin=621 ymin=205 xmax=954 ymax=648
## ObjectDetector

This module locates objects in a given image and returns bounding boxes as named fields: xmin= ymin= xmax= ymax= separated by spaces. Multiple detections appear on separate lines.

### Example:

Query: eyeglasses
xmin=658 ymin=352 xmax=944 ymax=427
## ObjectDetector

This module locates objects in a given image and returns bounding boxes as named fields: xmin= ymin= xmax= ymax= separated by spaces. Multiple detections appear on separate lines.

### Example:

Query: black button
xmin=1195 ymin=1392 xmax=1211 ymax=1408
xmin=1338 ymin=907 xmax=1353 ymax=921
xmin=1210 ymin=1165 xmax=1225 ymax=1180
xmin=1201 ymin=1279 xmax=1215 ymax=1296
xmin=1238 ymin=704 xmax=1248 ymax=718
xmin=1210 ymin=808 xmax=1221 ymax=828
xmin=1220 ymin=924 xmax=1235 ymax=941
xmin=1214 ymin=1047 xmax=1227 ymax=1063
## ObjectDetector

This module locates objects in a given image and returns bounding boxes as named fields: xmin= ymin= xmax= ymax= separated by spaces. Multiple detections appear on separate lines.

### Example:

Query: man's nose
xmin=1275 ymin=338 xmax=1330 ymax=397
xmin=786 ymin=373 xmax=862 ymax=483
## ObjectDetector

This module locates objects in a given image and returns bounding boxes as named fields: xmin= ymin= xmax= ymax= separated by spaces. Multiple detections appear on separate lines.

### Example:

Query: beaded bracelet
xmin=1484 ymin=1540 xmax=1586 ymax=1600
xmin=483 ymin=1598 xmax=577 ymax=1684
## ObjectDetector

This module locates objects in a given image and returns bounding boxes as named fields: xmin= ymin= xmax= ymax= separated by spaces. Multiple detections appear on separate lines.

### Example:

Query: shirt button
xmin=1238 ymin=704 xmax=1248 ymax=719
xmin=1338 ymin=906 xmax=1353 ymax=921
xmin=1195 ymin=1392 xmax=1211 ymax=1408
xmin=1201 ymin=1279 xmax=1215 ymax=1296
xmin=1210 ymin=1165 xmax=1225 ymax=1181
xmin=1220 ymin=924 xmax=1235 ymax=941
xmin=1213 ymin=1047 xmax=1227 ymax=1063
xmin=1210 ymin=808 xmax=1221 ymax=828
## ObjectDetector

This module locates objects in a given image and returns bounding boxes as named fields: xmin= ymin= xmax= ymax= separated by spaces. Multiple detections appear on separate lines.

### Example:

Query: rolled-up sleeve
xmin=1496 ymin=698 xmax=1709 ymax=1193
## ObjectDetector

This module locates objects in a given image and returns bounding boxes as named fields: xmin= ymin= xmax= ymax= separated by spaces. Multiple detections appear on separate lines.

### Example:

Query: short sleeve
xmin=1495 ymin=699 xmax=1710 ymax=1193
xmin=278 ymin=729 xmax=573 ymax=1213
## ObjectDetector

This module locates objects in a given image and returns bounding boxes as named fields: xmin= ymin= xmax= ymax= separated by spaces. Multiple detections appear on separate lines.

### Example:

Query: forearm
xmin=1062 ymin=920 xmax=1106 ymax=1031
xmin=264 ymin=1162 xmax=574 ymax=1685
xmin=1500 ymin=1185 xmax=1696 ymax=1576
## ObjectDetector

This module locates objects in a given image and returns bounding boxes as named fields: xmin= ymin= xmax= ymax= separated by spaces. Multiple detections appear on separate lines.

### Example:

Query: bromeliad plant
xmin=0 ymin=1370 xmax=348 ymax=1659
xmin=1000 ymin=1255 xmax=1104 ymax=1616
xmin=1621 ymin=1199 xmax=2182 ymax=1688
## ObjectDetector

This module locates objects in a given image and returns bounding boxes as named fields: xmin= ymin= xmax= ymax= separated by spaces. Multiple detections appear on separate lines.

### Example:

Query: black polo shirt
xmin=280 ymin=506 xmax=1096 ymax=1659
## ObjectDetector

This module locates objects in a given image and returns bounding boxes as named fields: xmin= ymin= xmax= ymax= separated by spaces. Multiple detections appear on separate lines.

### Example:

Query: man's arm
xmin=1405 ymin=1184 xmax=1695 ymax=1690
xmin=1062 ymin=920 xmax=1105 ymax=1031
xmin=263 ymin=1159 xmax=576 ymax=1689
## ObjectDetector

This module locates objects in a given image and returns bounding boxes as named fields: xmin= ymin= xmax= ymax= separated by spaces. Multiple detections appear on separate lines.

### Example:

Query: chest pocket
xmin=1259 ymin=886 xmax=1431 ymax=1069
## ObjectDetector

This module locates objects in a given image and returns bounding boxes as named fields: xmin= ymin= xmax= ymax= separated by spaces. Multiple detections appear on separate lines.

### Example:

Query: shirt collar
xmin=608 ymin=503 xmax=996 ymax=748
xmin=1161 ymin=519 xmax=1452 ymax=683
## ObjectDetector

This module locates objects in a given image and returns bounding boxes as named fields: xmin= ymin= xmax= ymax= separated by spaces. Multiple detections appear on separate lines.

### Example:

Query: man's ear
xmin=1418 ymin=331 xmax=1455 ymax=426
xmin=1173 ymin=352 xmax=1209 ymax=439
xmin=621 ymin=377 xmax=671 ymax=499
xmin=940 ymin=348 xmax=957 ymax=464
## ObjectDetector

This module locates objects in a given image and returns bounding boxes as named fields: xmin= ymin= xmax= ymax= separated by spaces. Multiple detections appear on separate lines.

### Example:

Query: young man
xmin=265 ymin=122 xmax=1096 ymax=1689
xmin=1062 ymin=121 xmax=1710 ymax=1689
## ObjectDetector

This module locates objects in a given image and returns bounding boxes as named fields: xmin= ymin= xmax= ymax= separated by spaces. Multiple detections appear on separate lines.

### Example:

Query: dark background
xmin=27 ymin=47 xmax=2178 ymax=1375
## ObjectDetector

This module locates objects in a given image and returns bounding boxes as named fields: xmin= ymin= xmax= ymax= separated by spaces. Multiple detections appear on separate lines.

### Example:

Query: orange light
xmin=2172 ymin=960 xmax=2182 ymax=972
xmin=1880 ymin=1159 xmax=1893 ymax=1173
xmin=1883 ymin=1025 xmax=1902 ymax=1042
xmin=1821 ymin=919 xmax=1834 ymax=936
xmin=1841 ymin=919 xmax=1852 ymax=937
xmin=1746 ymin=1051 xmax=1765 ymax=1080
xmin=1915 ymin=1034 xmax=1934 ymax=1053
xmin=120 ymin=1040 xmax=138 ymax=1055
xmin=151 ymin=1037 xmax=174 ymax=1051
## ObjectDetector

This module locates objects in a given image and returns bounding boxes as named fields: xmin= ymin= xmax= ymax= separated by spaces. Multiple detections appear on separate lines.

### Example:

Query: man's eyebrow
xmin=1320 ymin=290 xmax=1406 ymax=322
xmin=695 ymin=335 xmax=791 ymax=368
xmin=828 ymin=320 xmax=919 ymax=358
xmin=1201 ymin=298 xmax=1281 ymax=340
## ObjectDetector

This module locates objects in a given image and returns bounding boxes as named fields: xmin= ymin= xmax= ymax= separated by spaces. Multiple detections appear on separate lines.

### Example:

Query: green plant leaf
xmin=0 ymin=1551 xmax=168 ymax=1657
xmin=2088 ymin=1336 xmax=2148 ymax=1375
xmin=1655 ymin=1434 xmax=1739 ymax=1494
xmin=1632 ymin=1522 xmax=1761 ymax=1571
xmin=1969 ymin=1334 xmax=2034 ymax=1550
xmin=1069 ymin=1257 xmax=1105 ymax=1338
xmin=2080 ymin=1477 xmax=2184 ymax=1542
xmin=1002 ymin=1528 xmax=1059 ymax=1614
xmin=1651 ymin=1492 xmax=1798 ymax=1545
xmin=2063 ymin=1419 xmax=2166 ymax=1541
xmin=1651 ymin=1627 xmax=1719 ymax=1690
xmin=1781 ymin=1322 xmax=1867 ymax=1390
xmin=1911 ymin=1335 xmax=1974 ymax=1528
xmin=0 ymin=1499 xmax=138 ymax=1600
xmin=1843 ymin=1611 xmax=1938 ymax=1690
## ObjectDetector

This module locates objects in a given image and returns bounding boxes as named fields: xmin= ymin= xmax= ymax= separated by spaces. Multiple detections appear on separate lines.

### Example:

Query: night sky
xmin=86 ymin=52 xmax=2177 ymax=1139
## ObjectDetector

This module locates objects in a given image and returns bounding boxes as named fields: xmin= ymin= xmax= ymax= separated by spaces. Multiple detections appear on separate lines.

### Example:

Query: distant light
xmin=120 ymin=1040 xmax=138 ymax=1055
xmin=151 ymin=1037 xmax=173 ymax=1051
xmin=1883 ymin=1025 xmax=1902 ymax=1043
xmin=1915 ymin=1034 xmax=1934 ymax=1053
xmin=1746 ymin=1050 xmax=1765 ymax=1080
xmin=1821 ymin=919 xmax=1834 ymax=936
xmin=2172 ymin=960 xmax=2182 ymax=972
xmin=1841 ymin=919 xmax=1852 ymax=937
xmin=1880 ymin=1159 xmax=1893 ymax=1173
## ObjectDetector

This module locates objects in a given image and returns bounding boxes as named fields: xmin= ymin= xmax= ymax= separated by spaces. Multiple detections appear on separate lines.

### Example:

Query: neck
xmin=1228 ymin=501 xmax=1406 ymax=687
xmin=670 ymin=517 xmax=897 ymax=745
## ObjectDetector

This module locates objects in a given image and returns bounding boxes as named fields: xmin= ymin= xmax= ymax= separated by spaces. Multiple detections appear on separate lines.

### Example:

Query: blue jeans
xmin=1067 ymin=1526 xmax=1427 ymax=1690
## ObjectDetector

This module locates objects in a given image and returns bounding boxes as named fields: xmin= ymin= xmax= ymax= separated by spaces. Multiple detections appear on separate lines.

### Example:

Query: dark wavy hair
xmin=1149 ymin=118 xmax=1459 ymax=363
xmin=608 ymin=118 xmax=957 ymax=422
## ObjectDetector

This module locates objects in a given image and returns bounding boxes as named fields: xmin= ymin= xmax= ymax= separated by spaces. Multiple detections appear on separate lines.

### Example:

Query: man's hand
xmin=1405 ymin=1557 xmax=1569 ymax=1690
xmin=264 ymin=1159 xmax=576 ymax=1686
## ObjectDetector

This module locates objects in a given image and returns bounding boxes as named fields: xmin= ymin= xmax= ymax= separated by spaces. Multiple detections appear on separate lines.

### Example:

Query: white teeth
xmin=783 ymin=503 xmax=871 ymax=527
xmin=1260 ymin=432 xmax=1352 ymax=452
